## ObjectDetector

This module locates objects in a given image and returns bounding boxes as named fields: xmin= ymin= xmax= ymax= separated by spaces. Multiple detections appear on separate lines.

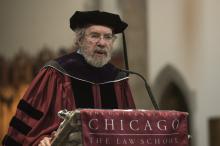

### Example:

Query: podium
xmin=51 ymin=109 xmax=189 ymax=146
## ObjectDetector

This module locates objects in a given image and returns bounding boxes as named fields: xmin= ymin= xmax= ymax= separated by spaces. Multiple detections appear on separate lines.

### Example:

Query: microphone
xmin=119 ymin=68 xmax=160 ymax=110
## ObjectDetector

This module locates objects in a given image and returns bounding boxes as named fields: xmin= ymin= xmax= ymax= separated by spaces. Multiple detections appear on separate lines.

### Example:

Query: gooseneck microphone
xmin=119 ymin=68 xmax=160 ymax=110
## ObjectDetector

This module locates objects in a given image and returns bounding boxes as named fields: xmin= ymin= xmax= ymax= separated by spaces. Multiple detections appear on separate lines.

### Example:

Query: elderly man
xmin=2 ymin=10 xmax=135 ymax=146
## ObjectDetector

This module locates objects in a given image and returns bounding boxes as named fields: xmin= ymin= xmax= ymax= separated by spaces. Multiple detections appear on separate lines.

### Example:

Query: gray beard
xmin=79 ymin=47 xmax=112 ymax=68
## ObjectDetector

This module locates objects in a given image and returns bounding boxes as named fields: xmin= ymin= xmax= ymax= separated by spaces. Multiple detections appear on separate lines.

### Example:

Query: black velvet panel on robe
xmin=71 ymin=78 xmax=94 ymax=108
xmin=100 ymin=83 xmax=117 ymax=109
xmin=71 ymin=78 xmax=118 ymax=109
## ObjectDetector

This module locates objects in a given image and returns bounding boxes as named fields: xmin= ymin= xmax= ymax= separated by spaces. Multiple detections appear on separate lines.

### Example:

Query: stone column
xmin=118 ymin=0 xmax=151 ymax=108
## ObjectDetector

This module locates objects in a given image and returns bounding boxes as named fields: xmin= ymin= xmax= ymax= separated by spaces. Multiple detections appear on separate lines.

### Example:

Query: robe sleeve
xmin=2 ymin=67 xmax=73 ymax=146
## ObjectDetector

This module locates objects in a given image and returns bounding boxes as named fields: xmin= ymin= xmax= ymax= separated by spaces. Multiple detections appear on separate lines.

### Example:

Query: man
xmin=2 ymin=10 xmax=136 ymax=146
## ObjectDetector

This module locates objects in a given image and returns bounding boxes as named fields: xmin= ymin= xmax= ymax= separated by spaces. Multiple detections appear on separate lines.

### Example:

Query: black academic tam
xmin=69 ymin=10 xmax=128 ymax=34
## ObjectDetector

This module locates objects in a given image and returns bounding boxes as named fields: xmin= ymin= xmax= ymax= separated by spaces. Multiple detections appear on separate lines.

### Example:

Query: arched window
xmin=153 ymin=65 xmax=193 ymax=145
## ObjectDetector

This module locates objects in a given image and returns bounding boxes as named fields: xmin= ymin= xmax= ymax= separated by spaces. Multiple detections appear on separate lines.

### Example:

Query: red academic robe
xmin=2 ymin=52 xmax=135 ymax=146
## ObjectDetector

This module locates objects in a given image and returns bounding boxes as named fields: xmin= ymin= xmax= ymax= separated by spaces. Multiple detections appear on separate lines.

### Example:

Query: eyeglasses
xmin=85 ymin=32 xmax=116 ymax=43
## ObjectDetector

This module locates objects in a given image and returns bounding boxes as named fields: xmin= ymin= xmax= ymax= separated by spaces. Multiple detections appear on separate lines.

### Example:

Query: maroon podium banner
xmin=81 ymin=109 xmax=189 ymax=146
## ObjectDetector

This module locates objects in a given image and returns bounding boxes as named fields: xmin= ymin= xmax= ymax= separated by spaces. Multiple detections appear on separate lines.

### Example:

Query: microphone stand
xmin=119 ymin=69 xmax=160 ymax=110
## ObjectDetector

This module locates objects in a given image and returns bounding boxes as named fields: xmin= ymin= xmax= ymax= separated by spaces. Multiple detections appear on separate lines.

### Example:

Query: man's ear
xmin=77 ymin=37 xmax=84 ymax=47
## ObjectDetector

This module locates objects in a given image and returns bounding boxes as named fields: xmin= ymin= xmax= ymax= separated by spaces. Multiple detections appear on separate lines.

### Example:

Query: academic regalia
xmin=2 ymin=52 xmax=135 ymax=146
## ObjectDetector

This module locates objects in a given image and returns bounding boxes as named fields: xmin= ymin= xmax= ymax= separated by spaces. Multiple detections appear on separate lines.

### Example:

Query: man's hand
xmin=38 ymin=131 xmax=57 ymax=146
xmin=38 ymin=137 xmax=52 ymax=146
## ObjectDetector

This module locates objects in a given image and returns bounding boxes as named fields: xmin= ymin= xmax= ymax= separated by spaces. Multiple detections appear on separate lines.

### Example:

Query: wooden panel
xmin=209 ymin=118 xmax=220 ymax=146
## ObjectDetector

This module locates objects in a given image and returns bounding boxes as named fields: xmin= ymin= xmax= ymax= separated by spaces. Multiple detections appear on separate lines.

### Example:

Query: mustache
xmin=94 ymin=46 xmax=108 ymax=51
xmin=94 ymin=47 xmax=109 ymax=55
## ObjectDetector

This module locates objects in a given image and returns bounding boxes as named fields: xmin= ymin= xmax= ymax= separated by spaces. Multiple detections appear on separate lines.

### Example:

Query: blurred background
xmin=1 ymin=0 xmax=220 ymax=146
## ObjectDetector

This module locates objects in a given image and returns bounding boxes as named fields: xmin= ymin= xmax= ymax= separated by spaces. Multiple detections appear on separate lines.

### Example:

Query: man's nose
xmin=96 ymin=37 xmax=107 ymax=47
